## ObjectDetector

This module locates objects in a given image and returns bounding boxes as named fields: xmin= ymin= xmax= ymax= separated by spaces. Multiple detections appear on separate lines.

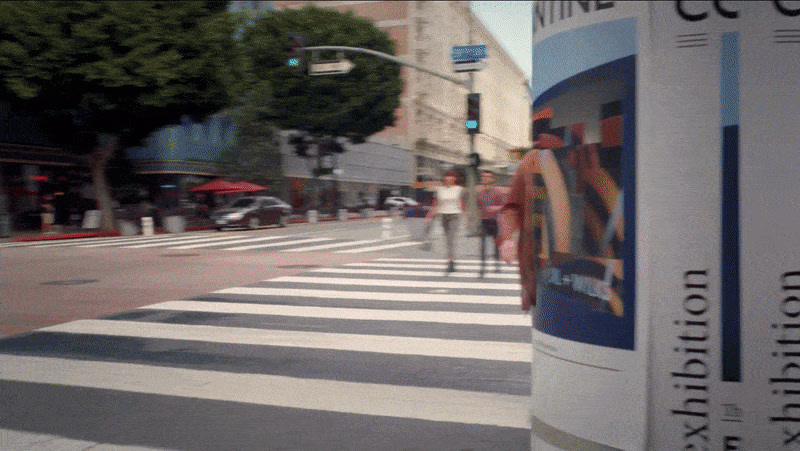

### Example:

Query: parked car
xmin=211 ymin=196 xmax=291 ymax=230
xmin=383 ymin=196 xmax=419 ymax=209
xmin=344 ymin=199 xmax=377 ymax=213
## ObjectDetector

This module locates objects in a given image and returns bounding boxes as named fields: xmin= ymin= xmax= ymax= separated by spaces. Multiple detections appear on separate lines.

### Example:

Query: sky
xmin=470 ymin=1 xmax=533 ymax=82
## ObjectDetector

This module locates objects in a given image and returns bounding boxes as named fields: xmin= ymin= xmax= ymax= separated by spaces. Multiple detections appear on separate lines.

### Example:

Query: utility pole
xmin=465 ymin=10 xmax=481 ymax=237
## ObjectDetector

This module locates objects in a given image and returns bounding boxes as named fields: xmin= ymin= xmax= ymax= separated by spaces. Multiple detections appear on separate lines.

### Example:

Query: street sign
xmin=451 ymin=44 xmax=487 ymax=62
xmin=453 ymin=60 xmax=486 ymax=73
xmin=309 ymin=59 xmax=355 ymax=75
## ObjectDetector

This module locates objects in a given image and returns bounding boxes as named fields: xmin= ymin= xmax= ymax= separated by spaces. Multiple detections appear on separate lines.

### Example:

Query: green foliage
xmin=0 ymin=1 xmax=248 ymax=150
xmin=242 ymin=5 xmax=402 ymax=139
xmin=216 ymin=80 xmax=283 ymax=186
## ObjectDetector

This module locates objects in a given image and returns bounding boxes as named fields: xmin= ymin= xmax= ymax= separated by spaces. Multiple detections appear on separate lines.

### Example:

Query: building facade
xmin=273 ymin=0 xmax=532 ymax=182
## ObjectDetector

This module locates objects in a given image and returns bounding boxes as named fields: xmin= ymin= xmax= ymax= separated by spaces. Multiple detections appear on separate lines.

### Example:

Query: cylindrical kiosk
xmin=529 ymin=1 xmax=800 ymax=449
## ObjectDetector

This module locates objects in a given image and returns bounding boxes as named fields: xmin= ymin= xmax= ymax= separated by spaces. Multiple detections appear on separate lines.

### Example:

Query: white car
xmin=383 ymin=196 xmax=419 ymax=209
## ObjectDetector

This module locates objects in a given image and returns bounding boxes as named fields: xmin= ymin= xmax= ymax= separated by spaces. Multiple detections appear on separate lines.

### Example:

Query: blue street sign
xmin=451 ymin=45 xmax=488 ymax=63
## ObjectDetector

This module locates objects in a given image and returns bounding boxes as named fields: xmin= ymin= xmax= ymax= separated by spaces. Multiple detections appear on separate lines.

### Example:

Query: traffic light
xmin=287 ymin=33 xmax=306 ymax=74
xmin=466 ymin=93 xmax=480 ymax=134
xmin=319 ymin=138 xmax=345 ymax=154
xmin=289 ymin=133 xmax=310 ymax=157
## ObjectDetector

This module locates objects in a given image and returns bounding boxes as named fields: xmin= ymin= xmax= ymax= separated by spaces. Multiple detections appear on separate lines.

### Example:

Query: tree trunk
xmin=89 ymin=135 xmax=119 ymax=231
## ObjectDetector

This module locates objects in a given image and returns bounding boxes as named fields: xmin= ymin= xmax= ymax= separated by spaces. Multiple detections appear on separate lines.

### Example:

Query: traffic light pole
xmin=302 ymin=46 xmax=472 ymax=90
xmin=465 ymin=19 xmax=481 ymax=237
xmin=301 ymin=44 xmax=479 ymax=224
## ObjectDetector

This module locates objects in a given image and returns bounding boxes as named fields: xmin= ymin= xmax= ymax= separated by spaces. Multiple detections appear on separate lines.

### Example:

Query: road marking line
xmin=280 ymin=238 xmax=382 ymax=252
xmin=336 ymin=240 xmax=423 ymax=253
xmin=79 ymin=234 xmax=209 ymax=248
xmin=39 ymin=319 xmax=531 ymax=362
xmin=375 ymin=258 xmax=514 ymax=265
xmin=121 ymin=234 xmax=252 ymax=249
xmin=31 ymin=235 xmax=177 ymax=248
xmin=343 ymin=262 xmax=517 ymax=272
xmin=170 ymin=234 xmax=289 ymax=249
xmin=15 ymin=235 xmax=146 ymax=248
xmin=142 ymin=301 xmax=530 ymax=326
xmin=312 ymin=267 xmax=519 ymax=279
xmin=269 ymin=276 xmax=519 ymax=291
xmin=0 ymin=355 xmax=530 ymax=428
xmin=119 ymin=235 xmax=234 ymax=248
xmin=213 ymin=287 xmax=519 ymax=305
xmin=224 ymin=237 xmax=329 ymax=251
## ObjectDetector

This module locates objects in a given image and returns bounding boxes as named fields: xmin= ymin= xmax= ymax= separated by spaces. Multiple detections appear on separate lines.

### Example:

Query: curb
xmin=12 ymin=231 xmax=121 ymax=242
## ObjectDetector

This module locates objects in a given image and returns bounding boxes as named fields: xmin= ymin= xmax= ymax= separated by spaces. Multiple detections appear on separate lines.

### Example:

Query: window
xmin=230 ymin=198 xmax=255 ymax=208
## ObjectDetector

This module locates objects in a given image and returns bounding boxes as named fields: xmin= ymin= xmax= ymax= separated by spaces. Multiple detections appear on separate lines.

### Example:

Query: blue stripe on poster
xmin=720 ymin=32 xmax=741 ymax=383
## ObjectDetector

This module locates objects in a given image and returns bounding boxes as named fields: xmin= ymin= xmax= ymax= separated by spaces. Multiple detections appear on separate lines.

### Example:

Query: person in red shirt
xmin=476 ymin=170 xmax=505 ymax=277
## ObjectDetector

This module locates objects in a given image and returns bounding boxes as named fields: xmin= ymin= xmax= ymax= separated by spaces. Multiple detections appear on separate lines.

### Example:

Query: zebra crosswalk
xmin=0 ymin=258 xmax=531 ymax=450
xmin=0 ymin=231 xmax=421 ymax=254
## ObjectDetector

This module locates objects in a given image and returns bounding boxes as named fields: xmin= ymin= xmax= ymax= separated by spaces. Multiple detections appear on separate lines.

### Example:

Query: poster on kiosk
xmin=529 ymin=1 xmax=800 ymax=449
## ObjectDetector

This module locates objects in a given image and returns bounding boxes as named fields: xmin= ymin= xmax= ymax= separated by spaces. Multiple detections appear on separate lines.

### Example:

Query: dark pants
xmin=480 ymin=218 xmax=499 ymax=273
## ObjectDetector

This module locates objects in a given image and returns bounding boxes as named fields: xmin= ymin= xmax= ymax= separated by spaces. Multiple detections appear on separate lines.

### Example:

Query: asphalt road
xmin=0 ymin=218 xmax=530 ymax=450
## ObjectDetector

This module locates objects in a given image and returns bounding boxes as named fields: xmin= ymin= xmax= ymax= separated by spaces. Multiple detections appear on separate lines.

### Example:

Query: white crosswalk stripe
xmin=3 ymin=231 xmax=422 ymax=254
xmin=280 ymin=237 xmax=386 ymax=252
xmin=268 ymin=275 xmax=520 ymax=290
xmin=223 ymin=237 xmax=330 ymax=251
xmin=79 ymin=234 xmax=210 ymax=248
xmin=335 ymin=240 xmax=422 ymax=253
xmin=343 ymin=261 xmax=517 ymax=272
xmin=312 ymin=267 xmax=520 ymax=279
xmin=0 ymin=258 xmax=530 ymax=448
xmin=142 ymin=300 xmax=530 ymax=326
xmin=214 ymin=286 xmax=520 ymax=305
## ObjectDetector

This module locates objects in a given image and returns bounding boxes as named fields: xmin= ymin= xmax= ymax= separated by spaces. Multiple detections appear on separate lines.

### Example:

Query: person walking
xmin=476 ymin=170 xmax=505 ymax=277
xmin=425 ymin=170 xmax=466 ymax=274
xmin=499 ymin=146 xmax=547 ymax=311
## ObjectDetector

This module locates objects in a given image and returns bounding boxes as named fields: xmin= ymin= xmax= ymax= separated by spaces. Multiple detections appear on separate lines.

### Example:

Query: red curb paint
xmin=12 ymin=231 xmax=121 ymax=242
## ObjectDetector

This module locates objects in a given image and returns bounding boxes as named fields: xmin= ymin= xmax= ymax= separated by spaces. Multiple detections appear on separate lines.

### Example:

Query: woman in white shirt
xmin=425 ymin=170 xmax=466 ymax=273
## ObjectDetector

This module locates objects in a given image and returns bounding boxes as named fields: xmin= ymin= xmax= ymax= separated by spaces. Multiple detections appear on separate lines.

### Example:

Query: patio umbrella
xmin=187 ymin=178 xmax=240 ymax=193
xmin=218 ymin=181 xmax=268 ymax=194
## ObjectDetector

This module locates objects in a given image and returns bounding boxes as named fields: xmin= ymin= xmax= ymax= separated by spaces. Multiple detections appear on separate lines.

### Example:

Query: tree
xmin=242 ymin=5 xmax=402 ymax=141
xmin=0 ymin=1 xmax=247 ymax=230
xmin=216 ymin=82 xmax=283 ymax=188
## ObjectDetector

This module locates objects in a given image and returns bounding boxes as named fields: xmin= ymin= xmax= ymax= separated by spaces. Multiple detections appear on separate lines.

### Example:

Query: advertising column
xmin=644 ymin=1 xmax=800 ymax=450
xmin=529 ymin=2 xmax=646 ymax=449
xmin=530 ymin=1 xmax=800 ymax=449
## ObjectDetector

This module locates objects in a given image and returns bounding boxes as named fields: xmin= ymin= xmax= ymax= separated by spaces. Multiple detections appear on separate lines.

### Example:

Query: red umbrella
xmin=218 ymin=181 xmax=268 ymax=194
xmin=187 ymin=178 xmax=240 ymax=193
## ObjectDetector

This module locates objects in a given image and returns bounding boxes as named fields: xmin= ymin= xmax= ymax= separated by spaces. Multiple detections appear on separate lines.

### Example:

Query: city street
xmin=0 ymin=218 xmax=531 ymax=450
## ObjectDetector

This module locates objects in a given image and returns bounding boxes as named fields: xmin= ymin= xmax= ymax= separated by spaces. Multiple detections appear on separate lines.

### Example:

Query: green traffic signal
xmin=287 ymin=32 xmax=305 ymax=74
xmin=466 ymin=93 xmax=480 ymax=134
